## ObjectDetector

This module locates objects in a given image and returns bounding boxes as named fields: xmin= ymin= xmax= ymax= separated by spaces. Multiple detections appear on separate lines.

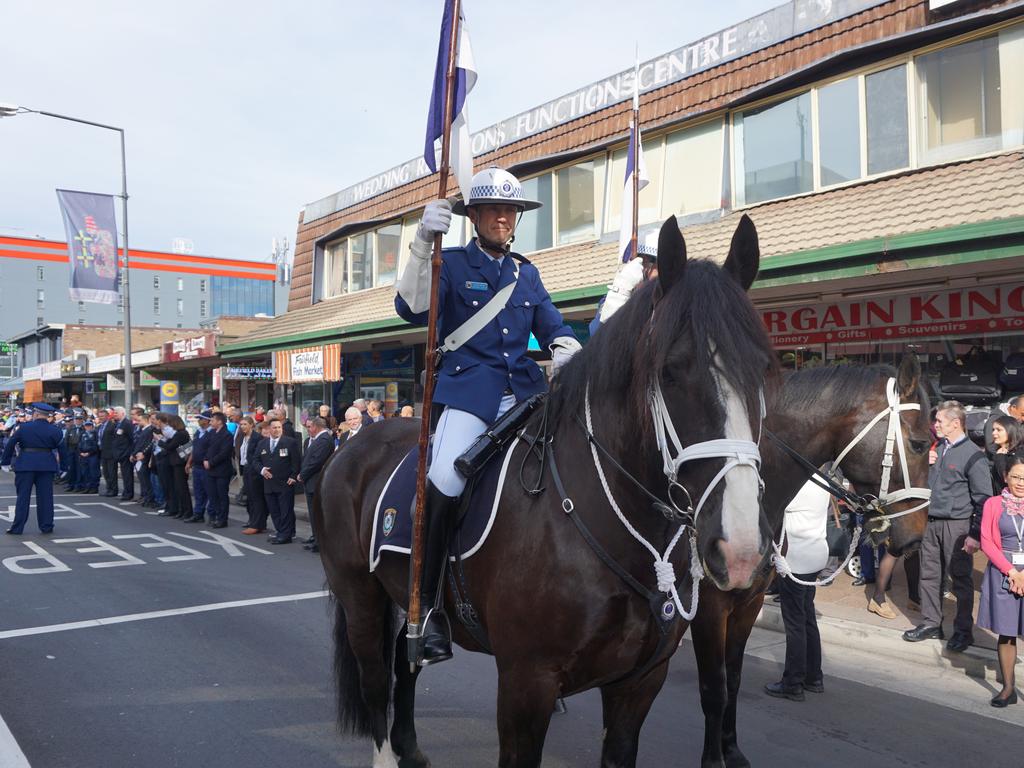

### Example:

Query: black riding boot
xmin=416 ymin=481 xmax=459 ymax=666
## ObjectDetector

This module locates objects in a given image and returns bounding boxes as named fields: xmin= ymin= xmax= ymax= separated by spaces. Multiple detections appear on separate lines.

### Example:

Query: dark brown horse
xmin=687 ymin=356 xmax=932 ymax=768
xmin=315 ymin=215 xmax=778 ymax=767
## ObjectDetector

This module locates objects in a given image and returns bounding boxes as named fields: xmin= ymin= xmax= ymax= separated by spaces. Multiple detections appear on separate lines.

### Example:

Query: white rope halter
xmin=772 ymin=376 xmax=931 ymax=586
xmin=583 ymin=378 xmax=765 ymax=621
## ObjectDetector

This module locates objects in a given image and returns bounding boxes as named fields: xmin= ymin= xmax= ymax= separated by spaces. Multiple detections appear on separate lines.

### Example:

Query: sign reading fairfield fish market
xmin=765 ymin=283 xmax=1024 ymax=346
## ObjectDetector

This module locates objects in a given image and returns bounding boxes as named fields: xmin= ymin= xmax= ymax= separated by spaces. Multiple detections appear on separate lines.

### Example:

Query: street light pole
xmin=0 ymin=104 xmax=134 ymax=409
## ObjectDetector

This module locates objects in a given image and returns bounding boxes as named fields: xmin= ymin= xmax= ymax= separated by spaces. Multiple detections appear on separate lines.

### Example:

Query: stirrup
xmin=416 ymin=606 xmax=453 ymax=666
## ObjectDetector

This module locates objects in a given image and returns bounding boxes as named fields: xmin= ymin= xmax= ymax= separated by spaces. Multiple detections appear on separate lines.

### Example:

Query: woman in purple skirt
xmin=978 ymin=455 xmax=1024 ymax=707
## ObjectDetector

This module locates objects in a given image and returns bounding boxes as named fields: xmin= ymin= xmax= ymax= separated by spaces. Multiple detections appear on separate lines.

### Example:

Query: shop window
xmin=177 ymin=278 xmax=184 ymax=291
xmin=153 ymin=275 xmax=160 ymax=290
xmin=735 ymin=92 xmax=813 ymax=205
xmin=556 ymin=158 xmax=605 ymax=245
xmin=606 ymin=137 xmax=664 ymax=233
xmin=153 ymin=297 xmax=160 ymax=314
xmin=866 ymin=65 xmax=909 ymax=175
xmin=350 ymin=232 xmax=373 ymax=292
xmin=515 ymin=174 xmax=553 ymax=253
xmin=36 ymin=289 xmax=44 ymax=308
xmin=916 ymin=33 xmax=1015 ymax=164
xmin=661 ymin=120 xmax=724 ymax=217
xmin=817 ymin=77 xmax=861 ymax=186
xmin=200 ymin=300 xmax=208 ymax=317
xmin=177 ymin=298 xmax=184 ymax=316
xmin=375 ymin=223 xmax=401 ymax=287
xmin=36 ymin=266 xmax=44 ymax=281
xmin=200 ymin=279 xmax=208 ymax=292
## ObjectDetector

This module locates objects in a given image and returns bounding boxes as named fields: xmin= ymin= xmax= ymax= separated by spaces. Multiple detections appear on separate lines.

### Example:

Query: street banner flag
xmin=56 ymin=189 xmax=120 ymax=304
xmin=423 ymin=0 xmax=477 ymax=203
xmin=618 ymin=120 xmax=650 ymax=263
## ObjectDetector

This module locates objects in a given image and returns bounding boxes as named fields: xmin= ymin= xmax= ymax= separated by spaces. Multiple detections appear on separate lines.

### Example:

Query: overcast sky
xmin=0 ymin=0 xmax=780 ymax=264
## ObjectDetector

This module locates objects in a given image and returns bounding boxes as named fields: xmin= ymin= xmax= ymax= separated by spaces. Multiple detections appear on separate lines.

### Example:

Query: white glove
xmin=598 ymin=258 xmax=645 ymax=324
xmin=399 ymin=200 xmax=453 ymax=313
xmin=1 ymin=465 xmax=10 ymax=473
xmin=550 ymin=336 xmax=583 ymax=374
xmin=415 ymin=199 xmax=452 ymax=245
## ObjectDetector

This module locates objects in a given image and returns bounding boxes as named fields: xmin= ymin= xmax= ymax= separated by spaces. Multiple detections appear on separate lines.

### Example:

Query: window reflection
xmin=514 ymin=175 xmax=553 ymax=253
xmin=736 ymin=92 xmax=812 ymax=205
xmin=866 ymin=65 xmax=909 ymax=175
xmin=818 ymin=77 xmax=861 ymax=186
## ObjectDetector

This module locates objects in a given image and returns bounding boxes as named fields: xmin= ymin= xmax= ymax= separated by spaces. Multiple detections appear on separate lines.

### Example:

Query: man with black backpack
xmin=904 ymin=400 xmax=991 ymax=652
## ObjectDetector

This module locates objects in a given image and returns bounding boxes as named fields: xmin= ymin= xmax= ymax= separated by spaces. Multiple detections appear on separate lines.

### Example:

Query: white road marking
xmin=0 ymin=590 xmax=329 ymax=641
xmin=78 ymin=501 xmax=138 ymax=517
xmin=0 ymin=709 xmax=31 ymax=767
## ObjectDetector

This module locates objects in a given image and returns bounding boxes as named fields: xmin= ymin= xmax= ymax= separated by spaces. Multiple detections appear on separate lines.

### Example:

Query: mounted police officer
xmin=1 ymin=402 xmax=67 ymax=534
xmin=395 ymin=167 xmax=581 ymax=664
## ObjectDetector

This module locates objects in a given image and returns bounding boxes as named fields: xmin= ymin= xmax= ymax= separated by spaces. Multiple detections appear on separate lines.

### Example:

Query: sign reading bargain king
xmin=764 ymin=283 xmax=1024 ymax=346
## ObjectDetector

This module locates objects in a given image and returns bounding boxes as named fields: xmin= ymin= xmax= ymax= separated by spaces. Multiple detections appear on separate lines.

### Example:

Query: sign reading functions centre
xmin=303 ymin=0 xmax=887 ymax=222
xmin=764 ymin=282 xmax=1024 ymax=346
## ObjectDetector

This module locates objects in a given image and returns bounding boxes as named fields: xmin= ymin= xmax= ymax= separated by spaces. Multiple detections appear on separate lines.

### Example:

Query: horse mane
xmin=777 ymin=363 xmax=898 ymax=415
xmin=548 ymin=259 xmax=777 ymax=431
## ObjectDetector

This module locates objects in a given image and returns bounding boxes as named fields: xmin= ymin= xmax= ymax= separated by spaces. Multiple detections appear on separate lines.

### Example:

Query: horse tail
xmin=332 ymin=593 xmax=396 ymax=736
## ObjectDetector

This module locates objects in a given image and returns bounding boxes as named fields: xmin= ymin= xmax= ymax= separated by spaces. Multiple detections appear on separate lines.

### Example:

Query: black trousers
xmin=245 ymin=473 xmax=268 ymax=529
xmin=264 ymin=487 xmax=296 ymax=541
xmin=171 ymin=465 xmax=193 ymax=518
xmin=156 ymin=460 xmax=174 ymax=511
xmin=205 ymin=473 xmax=231 ymax=524
xmin=305 ymin=490 xmax=317 ymax=541
xmin=919 ymin=517 xmax=974 ymax=635
xmin=118 ymin=458 xmax=134 ymax=498
xmin=101 ymin=457 xmax=119 ymax=494
xmin=137 ymin=463 xmax=152 ymax=502
xmin=779 ymin=572 xmax=822 ymax=687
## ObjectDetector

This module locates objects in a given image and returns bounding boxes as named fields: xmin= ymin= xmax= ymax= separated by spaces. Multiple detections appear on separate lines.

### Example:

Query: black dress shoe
xmin=991 ymin=690 xmax=1018 ymax=708
xmin=183 ymin=516 xmax=204 ymax=523
xmin=307 ymin=544 xmax=319 ymax=553
xmin=210 ymin=522 xmax=227 ymax=529
xmin=946 ymin=632 xmax=974 ymax=652
xmin=156 ymin=509 xmax=174 ymax=517
xmin=303 ymin=536 xmax=316 ymax=544
xmin=764 ymin=681 xmax=805 ymax=701
xmin=5 ymin=528 xmax=22 ymax=535
xmin=268 ymin=536 xmax=292 ymax=545
xmin=120 ymin=495 xmax=133 ymax=502
xmin=903 ymin=624 xmax=944 ymax=642
xmin=105 ymin=491 xmax=118 ymax=497
xmin=803 ymin=679 xmax=824 ymax=693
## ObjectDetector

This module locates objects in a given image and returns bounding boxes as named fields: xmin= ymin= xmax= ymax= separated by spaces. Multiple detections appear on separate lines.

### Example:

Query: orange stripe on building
xmin=0 ymin=237 xmax=68 ymax=251
xmin=126 ymin=261 xmax=276 ymax=280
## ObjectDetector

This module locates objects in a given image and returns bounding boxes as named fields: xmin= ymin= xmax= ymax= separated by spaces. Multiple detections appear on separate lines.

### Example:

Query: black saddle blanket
xmin=369 ymin=438 xmax=520 ymax=571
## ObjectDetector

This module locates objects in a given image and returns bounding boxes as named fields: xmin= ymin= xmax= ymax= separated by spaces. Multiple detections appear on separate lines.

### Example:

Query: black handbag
xmin=826 ymin=499 xmax=854 ymax=558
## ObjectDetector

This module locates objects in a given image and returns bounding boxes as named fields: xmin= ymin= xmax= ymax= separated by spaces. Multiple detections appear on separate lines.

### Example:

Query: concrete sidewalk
xmin=756 ymin=551 xmax=1021 ymax=686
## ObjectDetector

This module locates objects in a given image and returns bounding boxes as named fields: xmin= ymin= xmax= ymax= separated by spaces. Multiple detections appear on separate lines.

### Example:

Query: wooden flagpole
xmin=630 ymin=45 xmax=640 ymax=262
xmin=408 ymin=0 xmax=462 ymax=667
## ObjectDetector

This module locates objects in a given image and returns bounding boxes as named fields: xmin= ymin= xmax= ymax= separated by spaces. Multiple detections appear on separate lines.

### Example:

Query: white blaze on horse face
xmin=373 ymin=741 xmax=399 ymax=768
xmin=712 ymin=366 xmax=762 ymax=588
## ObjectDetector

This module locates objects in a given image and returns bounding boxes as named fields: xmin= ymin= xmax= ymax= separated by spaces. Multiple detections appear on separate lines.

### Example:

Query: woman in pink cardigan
xmin=978 ymin=455 xmax=1024 ymax=707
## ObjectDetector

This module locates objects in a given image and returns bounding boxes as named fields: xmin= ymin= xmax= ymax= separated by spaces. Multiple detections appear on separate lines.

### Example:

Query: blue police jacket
xmin=395 ymin=239 xmax=575 ymax=423
xmin=78 ymin=430 xmax=99 ymax=456
xmin=0 ymin=418 xmax=66 ymax=472
xmin=191 ymin=428 xmax=210 ymax=463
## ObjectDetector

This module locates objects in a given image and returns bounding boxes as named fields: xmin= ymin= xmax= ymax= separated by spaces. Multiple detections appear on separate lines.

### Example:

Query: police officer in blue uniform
xmin=187 ymin=410 xmax=212 ymax=522
xmin=395 ymin=167 xmax=581 ymax=664
xmin=77 ymin=420 xmax=101 ymax=493
xmin=1 ymin=402 xmax=67 ymax=534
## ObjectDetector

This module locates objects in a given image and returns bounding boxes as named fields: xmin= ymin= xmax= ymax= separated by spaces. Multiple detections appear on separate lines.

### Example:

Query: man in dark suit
xmin=242 ymin=421 xmax=272 ymax=534
xmin=253 ymin=418 xmax=300 ymax=544
xmin=1 ymin=403 xmax=67 ymax=534
xmin=96 ymin=409 xmax=117 ymax=496
xmin=203 ymin=412 xmax=236 ymax=528
xmin=187 ymin=411 xmax=212 ymax=522
xmin=131 ymin=410 xmax=156 ymax=507
xmin=119 ymin=407 xmax=144 ymax=501
xmin=297 ymin=417 xmax=335 ymax=553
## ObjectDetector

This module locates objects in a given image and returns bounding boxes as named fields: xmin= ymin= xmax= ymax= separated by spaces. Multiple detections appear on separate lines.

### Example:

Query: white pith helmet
xmin=452 ymin=168 xmax=542 ymax=215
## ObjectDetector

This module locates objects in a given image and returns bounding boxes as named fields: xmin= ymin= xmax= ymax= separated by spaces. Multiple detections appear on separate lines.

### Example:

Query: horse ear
xmin=896 ymin=353 xmax=921 ymax=398
xmin=655 ymin=216 xmax=686 ymax=299
xmin=723 ymin=214 xmax=760 ymax=292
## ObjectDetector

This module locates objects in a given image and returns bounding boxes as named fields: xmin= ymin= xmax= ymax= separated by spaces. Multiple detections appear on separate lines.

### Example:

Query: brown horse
xmin=314 ymin=215 xmax=778 ymax=767
xmin=687 ymin=356 xmax=932 ymax=768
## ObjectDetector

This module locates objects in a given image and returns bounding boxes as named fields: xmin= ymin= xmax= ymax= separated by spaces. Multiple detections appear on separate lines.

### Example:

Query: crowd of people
xmin=1 ymin=396 xmax=415 ymax=551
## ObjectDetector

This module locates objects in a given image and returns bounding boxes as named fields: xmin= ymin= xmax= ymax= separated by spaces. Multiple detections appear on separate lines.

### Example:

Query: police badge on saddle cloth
xmin=368 ymin=439 xmax=519 ymax=571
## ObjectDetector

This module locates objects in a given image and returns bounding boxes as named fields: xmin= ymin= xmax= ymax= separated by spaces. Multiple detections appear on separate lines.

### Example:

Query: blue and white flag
xmin=56 ymin=189 xmax=121 ymax=304
xmin=423 ymin=0 xmax=477 ymax=203
xmin=618 ymin=120 xmax=650 ymax=263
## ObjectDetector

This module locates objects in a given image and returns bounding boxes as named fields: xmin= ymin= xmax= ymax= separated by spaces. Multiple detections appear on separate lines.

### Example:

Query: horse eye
xmin=908 ymin=439 xmax=928 ymax=455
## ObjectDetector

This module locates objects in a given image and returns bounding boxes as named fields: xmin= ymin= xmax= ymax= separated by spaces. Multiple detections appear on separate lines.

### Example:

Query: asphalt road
xmin=0 ymin=474 xmax=1016 ymax=767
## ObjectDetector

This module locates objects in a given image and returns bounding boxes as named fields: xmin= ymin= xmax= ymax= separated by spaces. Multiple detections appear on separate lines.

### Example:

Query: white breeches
xmin=428 ymin=395 xmax=516 ymax=497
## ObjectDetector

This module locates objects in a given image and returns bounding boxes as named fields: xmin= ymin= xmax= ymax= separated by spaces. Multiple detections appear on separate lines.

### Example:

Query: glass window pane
xmin=918 ymin=35 xmax=1001 ymax=163
xmin=661 ymin=120 xmax=724 ymax=217
xmin=322 ymin=240 xmax=347 ymax=299
xmin=818 ymin=77 xmax=861 ymax=186
xmin=606 ymin=137 xmax=664 ymax=233
xmin=441 ymin=214 xmax=466 ymax=249
xmin=350 ymin=233 xmax=373 ymax=292
xmin=556 ymin=158 xmax=605 ymax=245
xmin=998 ymin=24 xmax=1024 ymax=149
xmin=736 ymin=92 xmax=813 ymax=205
xmin=866 ymin=65 xmax=909 ymax=175
xmin=514 ymin=174 xmax=553 ymax=253
xmin=375 ymin=223 xmax=401 ymax=287
xmin=399 ymin=217 xmax=418 ymax=274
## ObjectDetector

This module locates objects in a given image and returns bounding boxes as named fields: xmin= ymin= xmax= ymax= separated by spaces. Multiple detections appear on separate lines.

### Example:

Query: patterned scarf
xmin=1001 ymin=488 xmax=1024 ymax=517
